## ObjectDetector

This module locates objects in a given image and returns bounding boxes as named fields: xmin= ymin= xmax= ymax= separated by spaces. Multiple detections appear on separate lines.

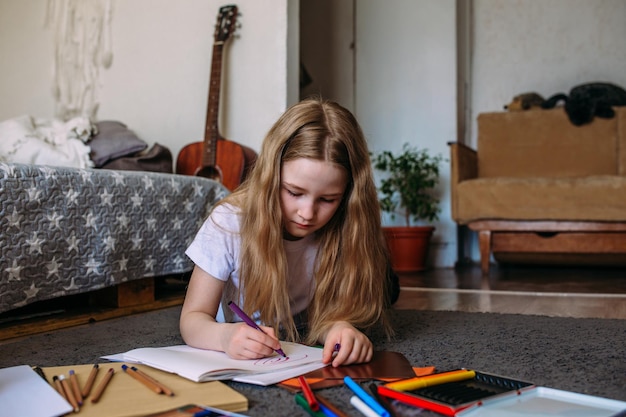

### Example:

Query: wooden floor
xmin=395 ymin=264 xmax=626 ymax=319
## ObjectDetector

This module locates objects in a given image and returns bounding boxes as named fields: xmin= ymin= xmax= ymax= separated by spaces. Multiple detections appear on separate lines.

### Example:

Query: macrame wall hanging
xmin=45 ymin=0 xmax=113 ymax=121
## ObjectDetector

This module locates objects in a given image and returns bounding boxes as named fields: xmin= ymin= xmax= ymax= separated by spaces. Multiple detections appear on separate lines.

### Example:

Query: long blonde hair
xmin=224 ymin=98 xmax=392 ymax=344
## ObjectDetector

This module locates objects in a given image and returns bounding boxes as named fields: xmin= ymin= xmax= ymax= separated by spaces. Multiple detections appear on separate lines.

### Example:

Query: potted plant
xmin=371 ymin=143 xmax=443 ymax=271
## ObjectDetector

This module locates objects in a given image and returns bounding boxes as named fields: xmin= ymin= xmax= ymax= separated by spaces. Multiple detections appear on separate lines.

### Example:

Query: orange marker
xmin=385 ymin=369 xmax=476 ymax=392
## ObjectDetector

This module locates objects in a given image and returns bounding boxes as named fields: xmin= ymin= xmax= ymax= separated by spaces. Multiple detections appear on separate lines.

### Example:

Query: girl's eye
xmin=320 ymin=198 xmax=336 ymax=203
xmin=286 ymin=189 xmax=301 ymax=197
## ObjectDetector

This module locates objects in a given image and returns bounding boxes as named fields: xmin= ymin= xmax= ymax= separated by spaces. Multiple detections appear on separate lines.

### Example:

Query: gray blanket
xmin=0 ymin=163 xmax=227 ymax=314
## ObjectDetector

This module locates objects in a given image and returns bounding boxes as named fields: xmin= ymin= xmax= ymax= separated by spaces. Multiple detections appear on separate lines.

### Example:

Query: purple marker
xmin=227 ymin=301 xmax=287 ymax=358
xmin=333 ymin=343 xmax=341 ymax=357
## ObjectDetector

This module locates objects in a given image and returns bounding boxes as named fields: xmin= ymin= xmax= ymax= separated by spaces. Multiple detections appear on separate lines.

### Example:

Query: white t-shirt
xmin=185 ymin=203 xmax=318 ymax=324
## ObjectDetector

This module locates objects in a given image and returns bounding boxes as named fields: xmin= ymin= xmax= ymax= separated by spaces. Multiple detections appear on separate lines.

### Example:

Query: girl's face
xmin=280 ymin=158 xmax=348 ymax=240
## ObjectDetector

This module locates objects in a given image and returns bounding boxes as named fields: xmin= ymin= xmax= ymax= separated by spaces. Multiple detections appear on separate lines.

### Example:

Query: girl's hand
xmin=221 ymin=323 xmax=282 ymax=360
xmin=180 ymin=267 xmax=282 ymax=358
xmin=322 ymin=321 xmax=373 ymax=367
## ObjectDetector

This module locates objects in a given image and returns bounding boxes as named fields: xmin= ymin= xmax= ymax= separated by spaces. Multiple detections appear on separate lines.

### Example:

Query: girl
xmin=180 ymin=98 xmax=397 ymax=367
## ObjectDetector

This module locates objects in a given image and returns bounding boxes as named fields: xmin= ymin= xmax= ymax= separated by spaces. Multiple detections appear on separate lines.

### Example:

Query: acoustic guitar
xmin=176 ymin=4 xmax=256 ymax=191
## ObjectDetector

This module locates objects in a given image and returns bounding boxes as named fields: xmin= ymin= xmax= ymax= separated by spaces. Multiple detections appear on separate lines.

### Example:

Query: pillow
xmin=0 ymin=115 xmax=36 ymax=159
xmin=0 ymin=115 xmax=93 ymax=168
xmin=89 ymin=121 xmax=148 ymax=167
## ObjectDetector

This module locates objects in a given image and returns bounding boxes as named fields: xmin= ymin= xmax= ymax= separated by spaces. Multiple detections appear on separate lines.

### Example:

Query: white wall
xmin=0 ymin=1 xmax=54 ymax=119
xmin=355 ymin=0 xmax=458 ymax=267
xmin=0 ymin=0 xmax=296 ymax=162
xmin=471 ymin=0 xmax=626 ymax=148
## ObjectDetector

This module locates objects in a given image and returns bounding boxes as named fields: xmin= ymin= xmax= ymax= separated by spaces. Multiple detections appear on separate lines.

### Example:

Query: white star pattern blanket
xmin=0 ymin=163 xmax=228 ymax=314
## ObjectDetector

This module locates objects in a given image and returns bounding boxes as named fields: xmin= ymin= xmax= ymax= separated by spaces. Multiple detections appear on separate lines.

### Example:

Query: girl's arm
xmin=321 ymin=321 xmax=373 ymax=367
xmin=179 ymin=266 xmax=283 ymax=359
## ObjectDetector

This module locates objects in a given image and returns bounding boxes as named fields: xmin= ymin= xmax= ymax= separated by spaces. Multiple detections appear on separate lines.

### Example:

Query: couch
xmin=449 ymin=107 xmax=626 ymax=274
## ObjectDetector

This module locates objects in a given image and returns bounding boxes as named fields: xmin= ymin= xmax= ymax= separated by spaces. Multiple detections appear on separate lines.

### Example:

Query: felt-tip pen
xmin=344 ymin=376 xmax=390 ymax=417
xmin=298 ymin=375 xmax=319 ymax=411
xmin=350 ymin=395 xmax=380 ymax=417
xmin=295 ymin=393 xmax=326 ymax=417
xmin=332 ymin=343 xmax=341 ymax=358
xmin=227 ymin=301 xmax=287 ymax=358
xmin=384 ymin=369 xmax=476 ymax=392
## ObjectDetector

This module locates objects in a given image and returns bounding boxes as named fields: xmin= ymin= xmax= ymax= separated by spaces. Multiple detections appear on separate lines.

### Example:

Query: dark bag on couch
xmin=101 ymin=143 xmax=173 ymax=173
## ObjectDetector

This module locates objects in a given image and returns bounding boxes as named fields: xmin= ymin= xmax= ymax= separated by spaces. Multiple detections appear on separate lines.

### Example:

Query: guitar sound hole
xmin=196 ymin=166 xmax=223 ymax=183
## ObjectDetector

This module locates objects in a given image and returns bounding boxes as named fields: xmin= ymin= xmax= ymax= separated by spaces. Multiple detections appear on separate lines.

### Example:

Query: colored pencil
xmin=131 ymin=366 xmax=175 ymax=396
xmin=59 ymin=374 xmax=80 ymax=412
xmin=69 ymin=370 xmax=83 ymax=404
xmin=52 ymin=375 xmax=67 ymax=400
xmin=81 ymin=364 xmax=99 ymax=397
xmin=91 ymin=368 xmax=114 ymax=403
xmin=122 ymin=364 xmax=163 ymax=394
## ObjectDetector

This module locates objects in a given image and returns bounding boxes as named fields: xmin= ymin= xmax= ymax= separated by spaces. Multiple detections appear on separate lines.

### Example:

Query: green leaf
xmin=371 ymin=143 xmax=444 ymax=226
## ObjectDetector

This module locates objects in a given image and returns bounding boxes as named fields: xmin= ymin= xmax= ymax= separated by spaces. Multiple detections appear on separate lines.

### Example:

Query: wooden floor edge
xmin=0 ymin=296 xmax=184 ymax=342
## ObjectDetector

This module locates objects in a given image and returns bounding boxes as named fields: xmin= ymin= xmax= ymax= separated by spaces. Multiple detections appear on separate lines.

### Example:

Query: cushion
xmin=89 ymin=121 xmax=148 ymax=167
xmin=477 ymin=109 xmax=618 ymax=178
xmin=454 ymin=176 xmax=626 ymax=224
xmin=0 ymin=115 xmax=93 ymax=168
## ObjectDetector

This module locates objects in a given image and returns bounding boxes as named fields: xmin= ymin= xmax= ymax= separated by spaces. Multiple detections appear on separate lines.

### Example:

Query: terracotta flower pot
xmin=383 ymin=226 xmax=435 ymax=272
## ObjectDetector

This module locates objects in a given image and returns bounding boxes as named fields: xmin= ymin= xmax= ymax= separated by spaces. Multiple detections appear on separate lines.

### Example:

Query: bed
xmin=0 ymin=162 xmax=228 ymax=315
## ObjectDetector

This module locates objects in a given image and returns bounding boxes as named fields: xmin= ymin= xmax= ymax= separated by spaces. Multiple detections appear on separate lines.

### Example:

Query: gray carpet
xmin=1 ymin=307 xmax=624 ymax=416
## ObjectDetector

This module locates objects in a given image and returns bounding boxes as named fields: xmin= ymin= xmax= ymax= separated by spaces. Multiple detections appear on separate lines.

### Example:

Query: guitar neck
xmin=203 ymin=41 xmax=224 ymax=167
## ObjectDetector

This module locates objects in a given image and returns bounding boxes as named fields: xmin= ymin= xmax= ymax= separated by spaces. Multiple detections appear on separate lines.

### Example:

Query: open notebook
xmin=103 ymin=341 xmax=327 ymax=386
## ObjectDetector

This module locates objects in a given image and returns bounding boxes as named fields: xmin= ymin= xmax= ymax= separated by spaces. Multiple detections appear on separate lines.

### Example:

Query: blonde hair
xmin=224 ymin=98 xmax=392 ymax=344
